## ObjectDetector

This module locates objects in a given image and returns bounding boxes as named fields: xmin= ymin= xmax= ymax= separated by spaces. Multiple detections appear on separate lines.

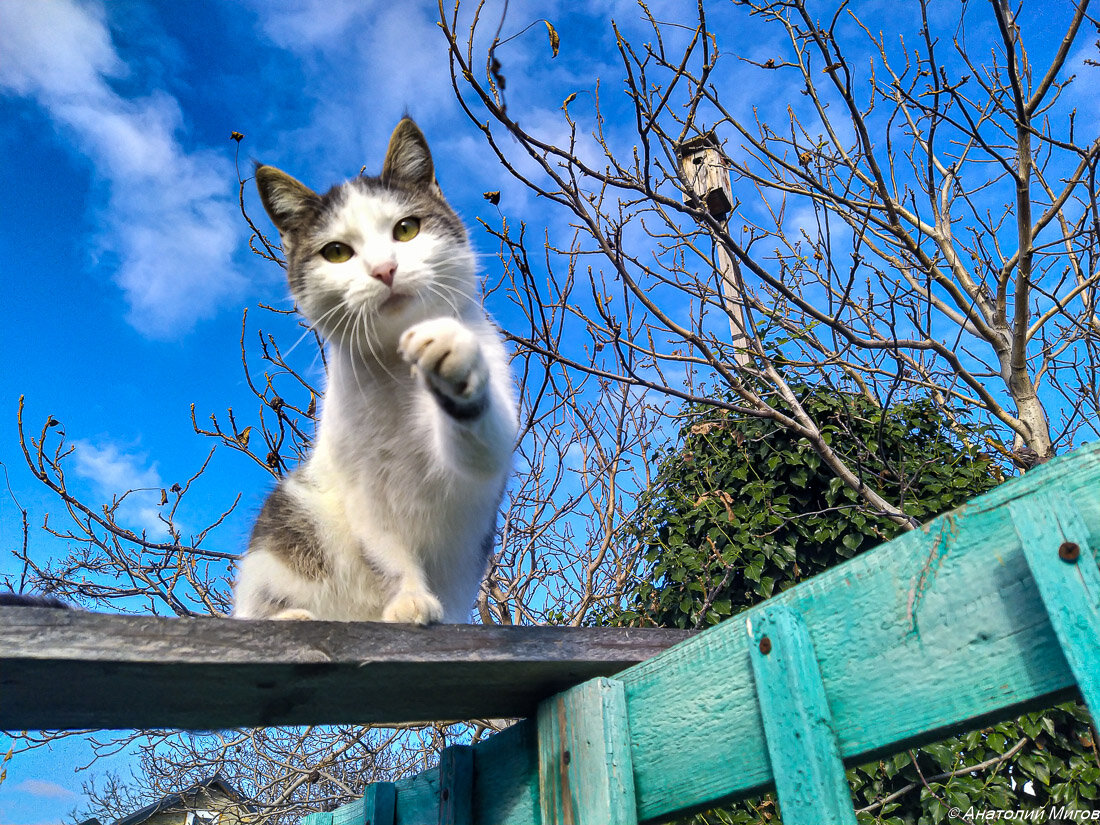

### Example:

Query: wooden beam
xmin=0 ymin=611 xmax=693 ymax=730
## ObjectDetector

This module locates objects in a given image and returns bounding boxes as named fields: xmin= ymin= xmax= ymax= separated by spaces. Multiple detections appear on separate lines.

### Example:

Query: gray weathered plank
xmin=0 ymin=612 xmax=692 ymax=730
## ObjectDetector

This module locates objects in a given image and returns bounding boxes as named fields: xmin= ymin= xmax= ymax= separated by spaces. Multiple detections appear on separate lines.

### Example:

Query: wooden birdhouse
xmin=677 ymin=131 xmax=733 ymax=219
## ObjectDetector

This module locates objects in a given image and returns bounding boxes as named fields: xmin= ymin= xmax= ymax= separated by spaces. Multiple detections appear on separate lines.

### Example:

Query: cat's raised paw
xmin=382 ymin=589 xmax=444 ymax=625
xmin=398 ymin=318 xmax=487 ymax=402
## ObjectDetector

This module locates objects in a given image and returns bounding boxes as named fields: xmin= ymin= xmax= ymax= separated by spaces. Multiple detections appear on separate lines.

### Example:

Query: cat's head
xmin=255 ymin=119 xmax=476 ymax=350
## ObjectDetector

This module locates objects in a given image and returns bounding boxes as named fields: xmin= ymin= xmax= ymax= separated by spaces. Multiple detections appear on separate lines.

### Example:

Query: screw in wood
xmin=759 ymin=635 xmax=772 ymax=655
xmin=1058 ymin=542 xmax=1080 ymax=563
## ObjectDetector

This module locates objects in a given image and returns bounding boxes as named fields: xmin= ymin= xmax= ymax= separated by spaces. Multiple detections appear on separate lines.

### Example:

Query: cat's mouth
xmin=379 ymin=292 xmax=412 ymax=313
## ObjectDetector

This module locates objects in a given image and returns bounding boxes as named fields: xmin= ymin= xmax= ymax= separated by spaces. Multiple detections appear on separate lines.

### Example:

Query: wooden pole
xmin=677 ymin=132 xmax=752 ymax=368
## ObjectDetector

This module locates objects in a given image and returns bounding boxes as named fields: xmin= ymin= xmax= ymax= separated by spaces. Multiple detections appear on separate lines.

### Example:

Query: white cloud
xmin=245 ymin=0 xmax=463 ymax=177
xmin=10 ymin=778 xmax=78 ymax=799
xmin=0 ymin=0 xmax=245 ymax=338
xmin=73 ymin=439 xmax=167 ymax=534
xmin=73 ymin=440 xmax=161 ymax=493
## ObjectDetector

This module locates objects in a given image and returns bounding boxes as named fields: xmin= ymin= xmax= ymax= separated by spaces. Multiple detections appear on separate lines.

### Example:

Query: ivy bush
xmin=608 ymin=386 xmax=1099 ymax=823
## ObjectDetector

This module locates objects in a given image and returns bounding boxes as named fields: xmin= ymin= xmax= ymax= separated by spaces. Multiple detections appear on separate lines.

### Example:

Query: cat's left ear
xmin=382 ymin=118 xmax=437 ymax=190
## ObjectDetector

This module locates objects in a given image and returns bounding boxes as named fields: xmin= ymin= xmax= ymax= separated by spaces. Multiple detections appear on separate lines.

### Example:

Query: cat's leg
xmin=232 ymin=548 xmax=318 ymax=620
xmin=350 ymin=526 xmax=444 ymax=624
xmin=398 ymin=318 xmax=516 ymax=476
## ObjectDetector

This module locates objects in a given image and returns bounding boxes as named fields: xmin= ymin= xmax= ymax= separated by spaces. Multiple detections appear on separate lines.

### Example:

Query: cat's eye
xmin=320 ymin=242 xmax=354 ymax=263
xmin=393 ymin=217 xmax=421 ymax=242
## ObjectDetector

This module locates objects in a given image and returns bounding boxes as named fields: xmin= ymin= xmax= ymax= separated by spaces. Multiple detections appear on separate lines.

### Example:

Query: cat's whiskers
xmin=283 ymin=303 xmax=345 ymax=361
xmin=359 ymin=306 xmax=403 ymax=385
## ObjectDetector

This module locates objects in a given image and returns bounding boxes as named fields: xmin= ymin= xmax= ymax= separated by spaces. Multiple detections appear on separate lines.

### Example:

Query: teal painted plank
xmin=373 ymin=442 xmax=1100 ymax=824
xmin=392 ymin=721 xmax=539 ymax=825
xmin=301 ymin=813 xmax=333 ymax=825
xmin=363 ymin=782 xmax=397 ymax=825
xmin=536 ymin=677 xmax=637 ymax=825
xmin=438 ymin=745 xmax=474 ymax=825
xmin=325 ymin=783 xmax=395 ymax=825
xmin=332 ymin=799 xmax=364 ymax=825
xmin=1010 ymin=490 xmax=1100 ymax=723
xmin=624 ymin=444 xmax=1100 ymax=821
xmin=746 ymin=605 xmax=856 ymax=825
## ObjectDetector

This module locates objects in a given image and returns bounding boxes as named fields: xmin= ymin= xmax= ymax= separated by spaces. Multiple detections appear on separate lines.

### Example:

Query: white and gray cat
xmin=232 ymin=119 xmax=517 ymax=624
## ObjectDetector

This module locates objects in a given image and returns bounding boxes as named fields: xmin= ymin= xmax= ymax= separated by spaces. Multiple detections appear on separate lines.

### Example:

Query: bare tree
xmin=441 ymin=0 xmax=1099 ymax=527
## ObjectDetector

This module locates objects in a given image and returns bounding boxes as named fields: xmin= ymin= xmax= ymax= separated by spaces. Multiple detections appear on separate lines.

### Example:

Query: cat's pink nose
xmin=372 ymin=262 xmax=396 ymax=288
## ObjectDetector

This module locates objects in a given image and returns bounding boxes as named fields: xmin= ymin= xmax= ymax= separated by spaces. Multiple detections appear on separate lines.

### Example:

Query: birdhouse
xmin=677 ymin=131 xmax=733 ymax=219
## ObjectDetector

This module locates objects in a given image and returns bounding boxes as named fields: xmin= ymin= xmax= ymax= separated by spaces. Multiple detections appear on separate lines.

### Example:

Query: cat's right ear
xmin=255 ymin=164 xmax=321 ymax=236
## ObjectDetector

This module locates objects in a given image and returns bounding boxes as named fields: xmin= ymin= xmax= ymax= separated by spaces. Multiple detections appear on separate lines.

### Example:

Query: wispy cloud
xmin=73 ymin=439 xmax=167 ymax=534
xmin=9 ymin=778 xmax=78 ymax=800
xmin=246 ymin=0 xmax=462 ymax=177
xmin=0 ymin=0 xmax=245 ymax=338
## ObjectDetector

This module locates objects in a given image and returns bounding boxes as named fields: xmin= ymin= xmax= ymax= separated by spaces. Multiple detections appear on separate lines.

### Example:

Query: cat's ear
xmin=255 ymin=164 xmax=321 ymax=235
xmin=382 ymin=118 xmax=437 ymax=189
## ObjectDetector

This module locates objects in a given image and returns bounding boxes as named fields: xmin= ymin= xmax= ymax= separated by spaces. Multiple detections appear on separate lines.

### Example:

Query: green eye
xmin=393 ymin=217 xmax=421 ymax=242
xmin=320 ymin=242 xmax=353 ymax=263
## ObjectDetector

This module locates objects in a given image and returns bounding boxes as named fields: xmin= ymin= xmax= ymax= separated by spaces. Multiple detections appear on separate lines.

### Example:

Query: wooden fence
xmin=301 ymin=442 xmax=1100 ymax=825
xmin=2 ymin=442 xmax=1098 ymax=824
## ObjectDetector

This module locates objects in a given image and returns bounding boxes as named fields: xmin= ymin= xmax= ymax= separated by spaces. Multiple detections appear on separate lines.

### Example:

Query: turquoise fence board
xmin=536 ymin=677 xmax=637 ymax=825
xmin=339 ymin=442 xmax=1100 ymax=824
xmin=438 ymin=745 xmax=474 ymax=825
xmin=302 ymin=813 xmax=333 ymax=825
xmin=363 ymin=782 xmax=396 ymax=825
xmin=746 ymin=605 xmax=856 ymax=825
xmin=1010 ymin=491 xmax=1100 ymax=723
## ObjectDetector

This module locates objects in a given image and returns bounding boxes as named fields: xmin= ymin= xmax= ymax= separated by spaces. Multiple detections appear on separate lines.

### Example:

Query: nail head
xmin=1058 ymin=542 xmax=1080 ymax=563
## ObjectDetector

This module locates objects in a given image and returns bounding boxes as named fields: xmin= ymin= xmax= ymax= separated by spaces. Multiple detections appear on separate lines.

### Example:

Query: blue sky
xmin=1 ymin=0 xmax=1095 ymax=822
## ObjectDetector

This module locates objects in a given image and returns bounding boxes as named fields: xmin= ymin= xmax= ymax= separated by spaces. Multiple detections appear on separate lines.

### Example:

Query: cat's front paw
xmin=398 ymin=318 xmax=487 ymax=406
xmin=271 ymin=608 xmax=317 ymax=621
xmin=382 ymin=589 xmax=444 ymax=625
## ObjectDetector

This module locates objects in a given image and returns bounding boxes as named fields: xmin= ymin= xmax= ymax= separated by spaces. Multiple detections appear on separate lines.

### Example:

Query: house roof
xmin=112 ymin=773 xmax=255 ymax=825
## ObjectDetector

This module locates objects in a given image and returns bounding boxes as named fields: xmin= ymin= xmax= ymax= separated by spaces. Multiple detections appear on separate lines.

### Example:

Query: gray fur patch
xmin=249 ymin=481 xmax=327 ymax=581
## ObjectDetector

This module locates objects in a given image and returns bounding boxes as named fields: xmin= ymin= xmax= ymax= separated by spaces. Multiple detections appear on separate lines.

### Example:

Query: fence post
xmin=537 ymin=676 xmax=638 ymax=825
xmin=746 ymin=604 xmax=857 ymax=825
xmin=438 ymin=744 xmax=474 ymax=825
xmin=1010 ymin=490 xmax=1100 ymax=722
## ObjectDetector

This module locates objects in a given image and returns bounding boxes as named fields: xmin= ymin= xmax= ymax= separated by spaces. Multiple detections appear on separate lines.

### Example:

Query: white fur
xmin=232 ymin=178 xmax=517 ymax=624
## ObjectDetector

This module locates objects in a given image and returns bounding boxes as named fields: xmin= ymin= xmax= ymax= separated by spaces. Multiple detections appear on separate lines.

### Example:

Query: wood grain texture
xmin=361 ymin=441 xmax=1100 ymax=824
xmin=362 ymin=783 xmax=396 ymax=825
xmin=537 ymin=677 xmax=637 ymax=825
xmin=746 ymin=605 xmax=856 ymax=825
xmin=0 ymin=615 xmax=693 ymax=730
xmin=437 ymin=745 xmax=473 ymax=825
xmin=1011 ymin=492 xmax=1100 ymax=724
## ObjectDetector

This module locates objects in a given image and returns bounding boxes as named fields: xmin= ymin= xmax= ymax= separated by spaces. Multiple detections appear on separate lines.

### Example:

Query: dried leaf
xmin=483 ymin=191 xmax=501 ymax=205
xmin=562 ymin=92 xmax=577 ymax=110
xmin=544 ymin=20 xmax=560 ymax=57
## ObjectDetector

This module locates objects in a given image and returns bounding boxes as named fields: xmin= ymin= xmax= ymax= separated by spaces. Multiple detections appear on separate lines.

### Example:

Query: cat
xmin=231 ymin=118 xmax=517 ymax=624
